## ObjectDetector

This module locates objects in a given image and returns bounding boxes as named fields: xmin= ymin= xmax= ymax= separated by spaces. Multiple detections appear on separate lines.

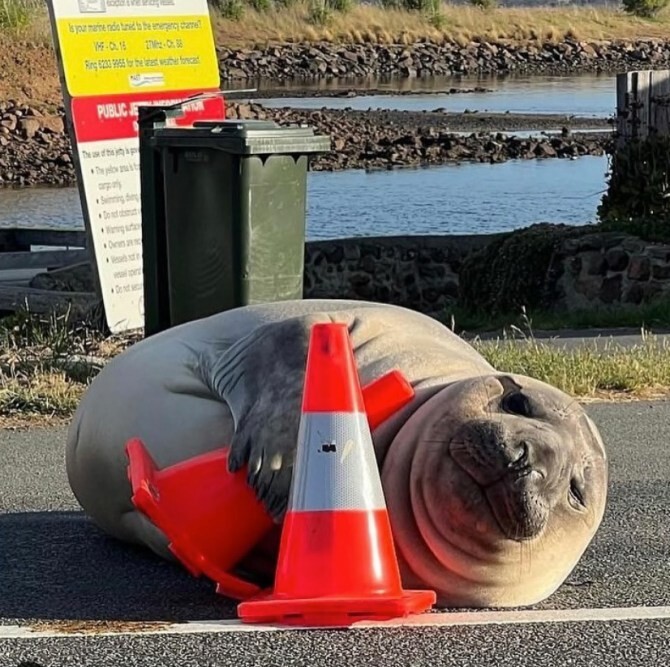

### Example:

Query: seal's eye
xmin=568 ymin=478 xmax=586 ymax=509
xmin=502 ymin=392 xmax=532 ymax=417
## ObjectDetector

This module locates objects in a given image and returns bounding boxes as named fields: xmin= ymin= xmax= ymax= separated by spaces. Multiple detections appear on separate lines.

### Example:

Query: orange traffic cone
xmin=126 ymin=440 xmax=274 ymax=600
xmin=237 ymin=322 xmax=436 ymax=627
xmin=125 ymin=368 xmax=416 ymax=601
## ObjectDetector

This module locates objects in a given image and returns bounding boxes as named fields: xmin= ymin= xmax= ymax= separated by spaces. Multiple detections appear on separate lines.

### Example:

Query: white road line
xmin=2 ymin=606 xmax=670 ymax=640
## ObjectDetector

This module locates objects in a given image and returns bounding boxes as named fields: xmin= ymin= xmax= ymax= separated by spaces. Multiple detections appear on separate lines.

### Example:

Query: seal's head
xmin=381 ymin=372 xmax=608 ymax=608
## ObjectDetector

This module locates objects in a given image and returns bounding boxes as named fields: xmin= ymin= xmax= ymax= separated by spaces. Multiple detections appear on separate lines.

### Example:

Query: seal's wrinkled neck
xmin=373 ymin=380 xmax=454 ymax=465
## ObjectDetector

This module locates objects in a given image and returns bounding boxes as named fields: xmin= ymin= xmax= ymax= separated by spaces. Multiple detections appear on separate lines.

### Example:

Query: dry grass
xmin=0 ymin=307 xmax=669 ymax=427
xmin=211 ymin=2 xmax=670 ymax=49
xmin=0 ymin=308 xmax=139 ymax=425
xmin=3 ymin=0 xmax=670 ymax=49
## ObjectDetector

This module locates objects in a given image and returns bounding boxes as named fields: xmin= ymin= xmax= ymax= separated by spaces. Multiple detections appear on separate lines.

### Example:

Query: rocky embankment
xmin=218 ymin=38 xmax=670 ymax=81
xmin=29 ymin=224 xmax=670 ymax=319
xmin=0 ymin=100 xmax=612 ymax=187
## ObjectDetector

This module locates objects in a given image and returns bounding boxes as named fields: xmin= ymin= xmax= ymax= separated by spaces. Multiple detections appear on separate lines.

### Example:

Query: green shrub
xmin=429 ymin=10 xmax=446 ymax=28
xmin=468 ymin=0 xmax=497 ymax=9
xmin=598 ymin=137 xmax=670 ymax=225
xmin=326 ymin=0 xmax=354 ymax=12
xmin=622 ymin=0 xmax=670 ymax=17
xmin=380 ymin=0 xmax=445 ymax=24
xmin=458 ymin=223 xmax=588 ymax=317
xmin=248 ymin=0 xmax=272 ymax=11
xmin=379 ymin=0 xmax=436 ymax=11
xmin=210 ymin=0 xmax=244 ymax=19
xmin=308 ymin=0 xmax=332 ymax=24
xmin=599 ymin=216 xmax=670 ymax=244
xmin=0 ymin=0 xmax=37 ymax=30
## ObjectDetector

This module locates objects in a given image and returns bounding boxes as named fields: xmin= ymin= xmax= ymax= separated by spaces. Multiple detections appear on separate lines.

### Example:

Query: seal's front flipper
xmin=205 ymin=314 xmax=342 ymax=522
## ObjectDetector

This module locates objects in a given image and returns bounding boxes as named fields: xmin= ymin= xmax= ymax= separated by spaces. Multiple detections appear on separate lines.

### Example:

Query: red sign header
xmin=72 ymin=89 xmax=226 ymax=143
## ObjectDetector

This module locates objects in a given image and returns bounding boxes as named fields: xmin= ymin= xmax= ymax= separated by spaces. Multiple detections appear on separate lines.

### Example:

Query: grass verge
xmin=0 ymin=308 xmax=139 ymax=426
xmin=443 ymin=299 xmax=670 ymax=336
xmin=0 ymin=306 xmax=669 ymax=427
xmin=473 ymin=328 xmax=670 ymax=402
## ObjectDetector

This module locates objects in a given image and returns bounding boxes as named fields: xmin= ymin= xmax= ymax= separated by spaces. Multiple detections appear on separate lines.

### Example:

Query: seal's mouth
xmin=484 ymin=473 xmax=549 ymax=541
xmin=449 ymin=437 xmax=549 ymax=542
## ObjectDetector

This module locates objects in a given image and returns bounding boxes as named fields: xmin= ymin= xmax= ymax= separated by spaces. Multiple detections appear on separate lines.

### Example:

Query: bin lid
xmin=151 ymin=119 xmax=331 ymax=155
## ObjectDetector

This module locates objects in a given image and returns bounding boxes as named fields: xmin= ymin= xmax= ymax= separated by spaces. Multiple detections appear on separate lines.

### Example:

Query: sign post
xmin=45 ymin=0 xmax=226 ymax=334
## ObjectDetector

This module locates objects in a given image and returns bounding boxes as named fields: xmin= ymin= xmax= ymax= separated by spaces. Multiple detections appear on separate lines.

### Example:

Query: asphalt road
xmin=2 ymin=399 xmax=670 ymax=666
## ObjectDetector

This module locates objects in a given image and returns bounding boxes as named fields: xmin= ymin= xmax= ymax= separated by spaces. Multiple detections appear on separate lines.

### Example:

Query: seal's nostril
xmin=520 ymin=441 xmax=529 ymax=461
xmin=502 ymin=390 xmax=533 ymax=418
xmin=569 ymin=477 xmax=586 ymax=508
xmin=508 ymin=440 xmax=529 ymax=467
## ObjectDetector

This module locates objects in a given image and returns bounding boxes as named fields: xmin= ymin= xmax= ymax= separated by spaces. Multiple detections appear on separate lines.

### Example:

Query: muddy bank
xmin=0 ymin=100 xmax=612 ymax=187
xmin=219 ymin=38 xmax=670 ymax=82
xmin=0 ymin=101 xmax=73 ymax=187
xmin=242 ymin=86 xmax=496 ymax=99
xmin=228 ymin=103 xmax=612 ymax=171
xmin=230 ymin=100 xmax=613 ymax=133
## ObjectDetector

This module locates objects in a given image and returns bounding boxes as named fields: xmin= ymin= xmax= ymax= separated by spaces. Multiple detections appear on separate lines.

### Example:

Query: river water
xmin=0 ymin=156 xmax=609 ymax=241
xmin=0 ymin=73 xmax=614 ymax=240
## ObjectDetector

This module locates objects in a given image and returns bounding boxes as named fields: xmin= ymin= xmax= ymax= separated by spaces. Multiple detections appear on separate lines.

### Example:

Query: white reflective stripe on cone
xmin=288 ymin=411 xmax=386 ymax=512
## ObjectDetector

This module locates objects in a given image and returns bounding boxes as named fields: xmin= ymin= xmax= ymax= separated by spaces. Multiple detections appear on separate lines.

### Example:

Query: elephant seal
xmin=66 ymin=299 xmax=608 ymax=608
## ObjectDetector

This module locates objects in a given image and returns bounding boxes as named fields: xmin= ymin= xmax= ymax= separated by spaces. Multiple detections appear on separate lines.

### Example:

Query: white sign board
xmin=47 ymin=0 xmax=225 ymax=332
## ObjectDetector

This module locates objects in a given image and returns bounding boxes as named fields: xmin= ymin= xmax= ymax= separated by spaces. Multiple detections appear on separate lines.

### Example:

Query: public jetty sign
xmin=46 ymin=0 xmax=226 ymax=333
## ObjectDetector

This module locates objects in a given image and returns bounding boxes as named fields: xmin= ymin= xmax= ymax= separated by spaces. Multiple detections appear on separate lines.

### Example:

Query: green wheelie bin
xmin=139 ymin=115 xmax=330 ymax=336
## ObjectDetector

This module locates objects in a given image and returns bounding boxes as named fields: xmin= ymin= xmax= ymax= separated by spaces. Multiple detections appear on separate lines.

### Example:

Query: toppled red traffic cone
xmin=126 ymin=440 xmax=274 ymax=600
xmin=237 ymin=323 xmax=436 ymax=626
xmin=126 ymin=368 xmax=416 ymax=601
